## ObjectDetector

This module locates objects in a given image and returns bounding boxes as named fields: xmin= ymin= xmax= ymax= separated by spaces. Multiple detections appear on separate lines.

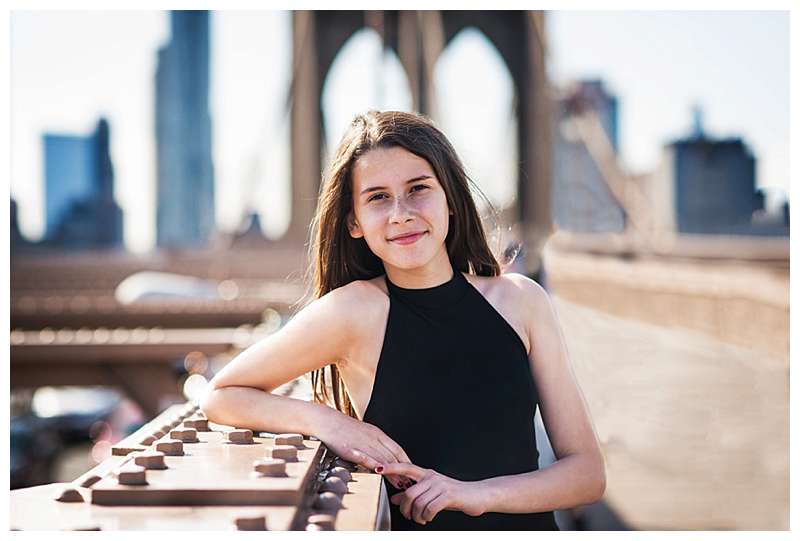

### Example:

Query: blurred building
xmin=10 ymin=198 xmax=30 ymax=250
xmin=553 ymin=80 xmax=626 ymax=233
xmin=646 ymin=111 xmax=787 ymax=236
xmin=42 ymin=118 xmax=124 ymax=249
xmin=155 ymin=10 xmax=215 ymax=249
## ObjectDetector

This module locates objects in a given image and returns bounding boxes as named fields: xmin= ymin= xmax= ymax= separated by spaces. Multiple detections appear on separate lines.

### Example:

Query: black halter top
xmin=362 ymin=268 xmax=559 ymax=530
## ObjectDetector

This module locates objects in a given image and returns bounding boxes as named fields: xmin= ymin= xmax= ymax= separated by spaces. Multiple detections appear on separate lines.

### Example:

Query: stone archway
xmin=287 ymin=10 xmax=550 ymax=275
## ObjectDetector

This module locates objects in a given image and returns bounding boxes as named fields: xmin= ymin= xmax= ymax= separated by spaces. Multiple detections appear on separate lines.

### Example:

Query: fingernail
xmin=375 ymin=465 xmax=384 ymax=473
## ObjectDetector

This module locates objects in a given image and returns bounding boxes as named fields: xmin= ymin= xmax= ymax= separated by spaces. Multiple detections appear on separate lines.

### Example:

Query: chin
xmin=379 ymin=245 xmax=444 ymax=272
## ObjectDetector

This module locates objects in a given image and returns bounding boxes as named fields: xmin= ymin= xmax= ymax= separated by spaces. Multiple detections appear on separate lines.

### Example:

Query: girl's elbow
xmin=589 ymin=459 xmax=607 ymax=503
xmin=199 ymin=386 xmax=224 ymax=422
xmin=593 ymin=471 xmax=607 ymax=503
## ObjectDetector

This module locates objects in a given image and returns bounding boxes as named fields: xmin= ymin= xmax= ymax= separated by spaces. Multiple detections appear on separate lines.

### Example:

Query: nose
xmin=388 ymin=196 xmax=414 ymax=224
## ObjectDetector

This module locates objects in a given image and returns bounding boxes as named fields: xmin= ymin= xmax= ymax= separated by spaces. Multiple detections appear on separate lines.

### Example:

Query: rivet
xmin=235 ymin=516 xmax=268 ymax=531
xmin=269 ymin=445 xmax=298 ymax=461
xmin=313 ymin=491 xmax=342 ymax=512
xmin=226 ymin=429 xmax=254 ymax=444
xmin=53 ymin=486 xmax=84 ymax=502
xmin=275 ymin=433 xmax=304 ymax=447
xmin=117 ymin=465 xmax=147 ymax=485
xmin=155 ymin=439 xmax=184 ymax=456
xmin=327 ymin=466 xmax=352 ymax=483
xmin=252 ymin=458 xmax=286 ymax=477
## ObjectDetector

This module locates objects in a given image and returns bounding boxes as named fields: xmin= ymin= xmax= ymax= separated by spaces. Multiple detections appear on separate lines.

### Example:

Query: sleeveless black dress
xmin=362 ymin=268 xmax=559 ymax=530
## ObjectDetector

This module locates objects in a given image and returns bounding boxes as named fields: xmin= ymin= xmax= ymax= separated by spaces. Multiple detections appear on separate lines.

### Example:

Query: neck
xmin=383 ymin=252 xmax=454 ymax=289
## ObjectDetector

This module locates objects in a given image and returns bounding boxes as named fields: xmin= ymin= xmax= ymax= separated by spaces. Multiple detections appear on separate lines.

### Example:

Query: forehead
xmin=351 ymin=146 xmax=435 ymax=189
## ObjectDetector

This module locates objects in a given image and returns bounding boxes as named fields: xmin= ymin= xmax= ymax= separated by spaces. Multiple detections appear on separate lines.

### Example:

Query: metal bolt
xmin=307 ymin=514 xmax=336 ymax=530
xmin=155 ymin=439 xmax=184 ymax=456
xmin=320 ymin=476 xmax=347 ymax=495
xmin=269 ymin=445 xmax=298 ymax=461
xmin=79 ymin=475 xmax=101 ymax=488
xmin=332 ymin=458 xmax=357 ymax=471
xmin=226 ymin=429 xmax=254 ymax=444
xmin=275 ymin=433 xmax=303 ymax=447
xmin=183 ymin=418 xmax=209 ymax=432
xmin=252 ymin=458 xmax=287 ymax=477
xmin=235 ymin=516 xmax=268 ymax=531
xmin=117 ymin=465 xmax=147 ymax=485
xmin=53 ymin=486 xmax=84 ymax=503
xmin=134 ymin=451 xmax=167 ymax=470
xmin=313 ymin=491 xmax=342 ymax=512
xmin=327 ymin=467 xmax=352 ymax=483
xmin=169 ymin=428 xmax=199 ymax=443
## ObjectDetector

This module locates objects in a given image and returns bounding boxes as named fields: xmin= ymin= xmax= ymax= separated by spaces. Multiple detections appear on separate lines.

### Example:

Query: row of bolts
xmin=54 ymin=402 xmax=358 ymax=531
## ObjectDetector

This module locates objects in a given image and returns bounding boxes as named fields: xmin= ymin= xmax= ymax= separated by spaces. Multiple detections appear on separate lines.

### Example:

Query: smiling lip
xmin=389 ymin=231 xmax=426 ymax=245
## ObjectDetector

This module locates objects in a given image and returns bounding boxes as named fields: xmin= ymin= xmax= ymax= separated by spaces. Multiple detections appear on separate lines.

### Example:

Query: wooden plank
xmin=334 ymin=472 xmax=387 ymax=531
xmin=10 ymin=483 xmax=298 ymax=531
xmin=92 ymin=431 xmax=324 ymax=506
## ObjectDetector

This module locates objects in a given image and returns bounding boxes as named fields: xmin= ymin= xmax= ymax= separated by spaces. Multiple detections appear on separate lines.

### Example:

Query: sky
xmin=9 ymin=10 xmax=791 ymax=253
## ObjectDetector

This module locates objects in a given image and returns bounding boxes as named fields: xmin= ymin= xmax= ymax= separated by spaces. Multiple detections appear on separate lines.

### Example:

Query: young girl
xmin=201 ymin=110 xmax=605 ymax=530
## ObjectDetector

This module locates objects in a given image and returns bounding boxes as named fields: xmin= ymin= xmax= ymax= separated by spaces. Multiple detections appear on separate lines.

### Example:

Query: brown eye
xmin=368 ymin=193 xmax=387 ymax=202
xmin=411 ymin=185 xmax=429 ymax=193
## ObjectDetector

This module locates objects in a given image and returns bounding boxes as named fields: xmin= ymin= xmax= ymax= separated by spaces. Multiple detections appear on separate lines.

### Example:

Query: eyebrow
xmin=359 ymin=175 xmax=433 ymax=196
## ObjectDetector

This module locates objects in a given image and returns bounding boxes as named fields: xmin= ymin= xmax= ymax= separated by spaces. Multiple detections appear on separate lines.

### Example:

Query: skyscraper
xmin=552 ymin=80 xmax=626 ymax=233
xmin=648 ymin=113 xmax=760 ymax=235
xmin=156 ymin=10 xmax=215 ymax=248
xmin=42 ymin=118 xmax=123 ymax=248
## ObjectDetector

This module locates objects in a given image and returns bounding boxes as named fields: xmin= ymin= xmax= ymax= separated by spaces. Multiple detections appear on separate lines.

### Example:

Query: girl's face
xmin=348 ymin=146 xmax=452 ymax=274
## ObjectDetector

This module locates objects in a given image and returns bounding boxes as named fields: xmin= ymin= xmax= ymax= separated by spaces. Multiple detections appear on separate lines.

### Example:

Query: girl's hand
xmin=378 ymin=462 xmax=486 ymax=525
xmin=315 ymin=410 xmax=412 ymax=490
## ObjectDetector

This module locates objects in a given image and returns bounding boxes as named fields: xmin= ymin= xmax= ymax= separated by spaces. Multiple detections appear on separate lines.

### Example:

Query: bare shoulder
xmin=494 ymin=272 xmax=552 ymax=326
xmin=324 ymin=276 xmax=389 ymax=328
xmin=467 ymin=271 xmax=549 ymax=309
xmin=498 ymin=272 xmax=549 ymax=303
xmin=324 ymin=278 xmax=384 ymax=311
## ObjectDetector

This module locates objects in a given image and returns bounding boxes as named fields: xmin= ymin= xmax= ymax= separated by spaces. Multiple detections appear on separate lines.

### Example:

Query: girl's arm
xmin=201 ymin=281 xmax=412 ymax=481
xmin=477 ymin=273 xmax=606 ymax=513
xmin=201 ymin=284 xmax=356 ymax=429
xmin=380 ymin=275 xmax=605 ymax=523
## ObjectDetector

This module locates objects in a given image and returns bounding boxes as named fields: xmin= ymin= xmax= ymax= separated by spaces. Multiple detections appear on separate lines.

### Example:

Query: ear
xmin=347 ymin=211 xmax=363 ymax=238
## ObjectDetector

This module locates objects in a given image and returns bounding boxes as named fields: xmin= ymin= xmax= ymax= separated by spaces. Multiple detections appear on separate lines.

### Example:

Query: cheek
xmin=357 ymin=211 xmax=384 ymax=237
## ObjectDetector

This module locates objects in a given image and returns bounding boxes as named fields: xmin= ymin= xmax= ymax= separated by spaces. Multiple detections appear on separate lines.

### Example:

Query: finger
xmin=348 ymin=448 xmax=382 ymax=471
xmin=421 ymin=492 xmax=448 ymax=523
xmin=385 ymin=474 xmax=404 ymax=489
xmin=364 ymin=447 xmax=408 ymax=488
xmin=400 ymin=480 xmax=432 ymax=520
xmin=361 ymin=445 xmax=407 ymax=490
xmin=377 ymin=462 xmax=428 ymax=481
xmin=412 ymin=486 xmax=441 ymax=525
xmin=374 ymin=438 xmax=414 ymax=486
xmin=376 ymin=434 xmax=412 ymax=465
xmin=357 ymin=444 xmax=398 ymax=473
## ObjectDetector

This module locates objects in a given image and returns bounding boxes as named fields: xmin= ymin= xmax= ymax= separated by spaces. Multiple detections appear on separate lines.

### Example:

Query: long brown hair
xmin=302 ymin=110 xmax=504 ymax=418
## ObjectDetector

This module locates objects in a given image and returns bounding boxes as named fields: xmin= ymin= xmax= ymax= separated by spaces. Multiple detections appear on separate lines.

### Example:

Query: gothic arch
xmin=287 ymin=11 xmax=550 ymax=275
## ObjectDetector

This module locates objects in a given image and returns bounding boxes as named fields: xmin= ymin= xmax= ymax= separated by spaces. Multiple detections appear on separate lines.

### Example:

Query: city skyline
xmin=10 ymin=10 xmax=790 ymax=253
